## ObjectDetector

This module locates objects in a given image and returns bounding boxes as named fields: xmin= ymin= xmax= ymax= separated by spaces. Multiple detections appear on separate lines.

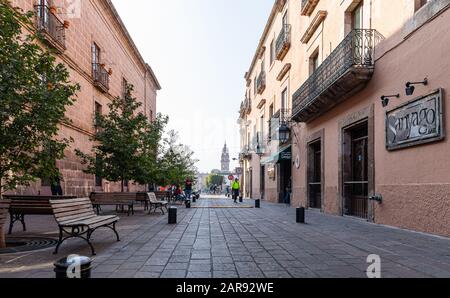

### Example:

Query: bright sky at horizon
xmin=111 ymin=0 xmax=273 ymax=173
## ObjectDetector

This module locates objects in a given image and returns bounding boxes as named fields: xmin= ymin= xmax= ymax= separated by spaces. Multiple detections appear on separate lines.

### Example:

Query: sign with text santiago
xmin=386 ymin=89 xmax=445 ymax=151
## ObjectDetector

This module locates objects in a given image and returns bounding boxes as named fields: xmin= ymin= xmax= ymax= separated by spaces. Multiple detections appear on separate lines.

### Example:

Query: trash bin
xmin=296 ymin=207 xmax=305 ymax=224
xmin=168 ymin=207 xmax=177 ymax=224
xmin=54 ymin=255 xmax=92 ymax=279
xmin=255 ymin=199 xmax=261 ymax=208
xmin=239 ymin=196 xmax=243 ymax=203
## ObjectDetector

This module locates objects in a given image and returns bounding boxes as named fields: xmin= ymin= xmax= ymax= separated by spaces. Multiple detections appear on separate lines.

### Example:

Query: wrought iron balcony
xmin=92 ymin=63 xmax=110 ymax=92
xmin=276 ymin=24 xmax=291 ymax=60
xmin=292 ymin=29 xmax=382 ymax=123
xmin=269 ymin=109 xmax=291 ymax=141
xmin=301 ymin=0 xmax=320 ymax=16
xmin=239 ymin=146 xmax=252 ymax=160
xmin=244 ymin=97 xmax=252 ymax=114
xmin=251 ymin=133 xmax=266 ymax=155
xmin=256 ymin=71 xmax=266 ymax=95
xmin=34 ymin=5 xmax=66 ymax=51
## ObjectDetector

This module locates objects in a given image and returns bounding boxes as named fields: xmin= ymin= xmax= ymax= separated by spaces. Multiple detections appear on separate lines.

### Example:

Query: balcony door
xmin=37 ymin=0 xmax=50 ymax=27
xmin=352 ymin=2 xmax=363 ymax=30
xmin=92 ymin=43 xmax=101 ymax=76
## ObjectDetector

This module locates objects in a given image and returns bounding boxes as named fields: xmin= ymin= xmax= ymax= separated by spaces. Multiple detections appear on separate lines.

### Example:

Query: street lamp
xmin=278 ymin=123 xmax=290 ymax=143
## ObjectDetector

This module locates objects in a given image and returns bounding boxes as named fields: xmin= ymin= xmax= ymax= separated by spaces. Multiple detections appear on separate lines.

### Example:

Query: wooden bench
xmin=3 ymin=195 xmax=76 ymax=234
xmin=90 ymin=192 xmax=135 ymax=216
xmin=0 ymin=200 xmax=11 ymax=248
xmin=147 ymin=192 xmax=169 ymax=215
xmin=154 ymin=191 xmax=170 ymax=201
xmin=50 ymin=198 xmax=120 ymax=256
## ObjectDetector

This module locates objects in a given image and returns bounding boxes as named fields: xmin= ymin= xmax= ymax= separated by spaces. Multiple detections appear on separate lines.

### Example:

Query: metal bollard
xmin=239 ymin=196 xmax=243 ymax=203
xmin=186 ymin=200 xmax=191 ymax=208
xmin=168 ymin=207 xmax=177 ymax=224
xmin=255 ymin=199 xmax=261 ymax=208
xmin=296 ymin=207 xmax=305 ymax=224
xmin=54 ymin=255 xmax=92 ymax=279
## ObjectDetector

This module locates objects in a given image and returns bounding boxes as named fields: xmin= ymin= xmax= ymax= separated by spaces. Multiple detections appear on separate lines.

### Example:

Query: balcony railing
xmin=244 ymin=97 xmax=252 ymax=114
xmin=292 ymin=29 xmax=382 ymax=123
xmin=34 ymin=5 xmax=66 ymax=50
xmin=251 ymin=133 xmax=266 ymax=155
xmin=269 ymin=109 xmax=291 ymax=141
xmin=301 ymin=0 xmax=320 ymax=16
xmin=276 ymin=24 xmax=291 ymax=60
xmin=256 ymin=71 xmax=266 ymax=95
xmin=92 ymin=63 xmax=110 ymax=92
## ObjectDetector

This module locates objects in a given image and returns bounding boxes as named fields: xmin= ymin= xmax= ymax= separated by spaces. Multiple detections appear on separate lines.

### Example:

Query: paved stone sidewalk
xmin=0 ymin=197 xmax=449 ymax=278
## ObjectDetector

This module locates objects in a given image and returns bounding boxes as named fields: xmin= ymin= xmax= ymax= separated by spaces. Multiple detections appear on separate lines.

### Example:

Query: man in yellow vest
xmin=231 ymin=178 xmax=240 ymax=204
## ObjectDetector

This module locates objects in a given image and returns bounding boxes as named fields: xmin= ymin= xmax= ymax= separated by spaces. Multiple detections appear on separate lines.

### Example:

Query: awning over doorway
xmin=261 ymin=145 xmax=292 ymax=164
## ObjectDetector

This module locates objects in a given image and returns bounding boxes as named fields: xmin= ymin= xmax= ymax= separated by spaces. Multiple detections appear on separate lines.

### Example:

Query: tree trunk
xmin=0 ymin=175 xmax=5 ymax=248
xmin=0 ymin=226 xmax=5 ymax=249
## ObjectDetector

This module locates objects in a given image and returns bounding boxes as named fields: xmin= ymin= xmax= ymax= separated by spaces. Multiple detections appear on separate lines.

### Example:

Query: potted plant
xmin=63 ymin=20 xmax=70 ymax=29
xmin=108 ymin=68 xmax=113 ymax=76
xmin=50 ymin=6 xmax=57 ymax=14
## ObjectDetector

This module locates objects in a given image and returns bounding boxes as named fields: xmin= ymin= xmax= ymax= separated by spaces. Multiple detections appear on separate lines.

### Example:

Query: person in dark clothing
xmin=185 ymin=178 xmax=193 ymax=200
xmin=51 ymin=176 xmax=63 ymax=196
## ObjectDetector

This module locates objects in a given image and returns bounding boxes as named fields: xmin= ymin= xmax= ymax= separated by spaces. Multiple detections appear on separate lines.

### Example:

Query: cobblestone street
xmin=0 ymin=196 xmax=449 ymax=278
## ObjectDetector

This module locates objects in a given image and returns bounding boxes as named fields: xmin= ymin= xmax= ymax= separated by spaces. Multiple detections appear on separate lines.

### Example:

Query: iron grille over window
xmin=34 ymin=4 xmax=66 ymax=50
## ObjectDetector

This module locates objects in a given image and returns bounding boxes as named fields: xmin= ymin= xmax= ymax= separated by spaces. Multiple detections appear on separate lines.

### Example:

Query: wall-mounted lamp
xmin=406 ymin=78 xmax=428 ymax=96
xmin=381 ymin=94 xmax=400 ymax=108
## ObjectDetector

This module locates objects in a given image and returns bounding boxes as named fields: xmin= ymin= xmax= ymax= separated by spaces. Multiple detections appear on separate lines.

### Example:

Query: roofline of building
xmin=244 ymin=0 xmax=284 ymax=81
xmin=104 ymin=0 xmax=162 ymax=90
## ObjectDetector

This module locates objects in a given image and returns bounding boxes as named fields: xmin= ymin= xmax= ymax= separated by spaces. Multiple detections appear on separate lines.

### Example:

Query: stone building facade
xmin=239 ymin=0 xmax=450 ymax=237
xmin=8 ymin=0 xmax=160 ymax=197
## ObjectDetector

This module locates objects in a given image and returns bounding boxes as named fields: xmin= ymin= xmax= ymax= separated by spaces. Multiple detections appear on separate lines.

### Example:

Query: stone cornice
xmin=301 ymin=10 xmax=327 ymax=44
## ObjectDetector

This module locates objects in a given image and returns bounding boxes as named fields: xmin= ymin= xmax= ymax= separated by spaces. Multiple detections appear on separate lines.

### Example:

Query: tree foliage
xmin=157 ymin=130 xmax=198 ymax=187
xmin=76 ymin=83 xmax=168 ymax=192
xmin=207 ymin=175 xmax=224 ymax=187
xmin=0 ymin=3 xmax=79 ymax=194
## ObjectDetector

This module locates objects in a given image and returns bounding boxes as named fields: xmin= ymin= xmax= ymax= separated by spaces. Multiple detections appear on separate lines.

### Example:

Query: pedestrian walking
xmin=232 ymin=178 xmax=240 ymax=204
xmin=185 ymin=178 xmax=193 ymax=200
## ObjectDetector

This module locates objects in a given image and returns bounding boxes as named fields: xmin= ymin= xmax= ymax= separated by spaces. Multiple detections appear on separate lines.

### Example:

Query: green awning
xmin=261 ymin=145 xmax=292 ymax=164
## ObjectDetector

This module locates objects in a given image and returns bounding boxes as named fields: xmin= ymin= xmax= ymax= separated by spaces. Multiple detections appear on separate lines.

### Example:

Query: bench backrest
xmin=154 ymin=191 xmax=169 ymax=200
xmin=0 ymin=200 xmax=11 ymax=226
xmin=147 ymin=193 xmax=159 ymax=203
xmin=90 ymin=192 xmax=137 ymax=203
xmin=49 ymin=198 xmax=96 ymax=224
xmin=4 ymin=196 xmax=76 ymax=215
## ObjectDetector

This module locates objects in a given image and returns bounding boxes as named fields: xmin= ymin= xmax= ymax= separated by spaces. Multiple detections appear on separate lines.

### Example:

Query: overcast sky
xmin=111 ymin=0 xmax=273 ymax=173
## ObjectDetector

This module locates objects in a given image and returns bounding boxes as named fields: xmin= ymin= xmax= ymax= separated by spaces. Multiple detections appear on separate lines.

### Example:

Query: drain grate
xmin=0 ymin=237 xmax=58 ymax=255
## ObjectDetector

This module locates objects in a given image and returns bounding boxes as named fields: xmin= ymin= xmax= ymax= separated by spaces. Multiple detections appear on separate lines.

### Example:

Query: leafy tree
xmin=0 ymin=3 xmax=79 ymax=196
xmin=157 ymin=131 xmax=198 ymax=187
xmin=207 ymin=175 xmax=224 ymax=188
xmin=76 ymin=83 xmax=166 ymax=192
xmin=133 ymin=113 xmax=168 ymax=186
xmin=0 ymin=3 xmax=79 ymax=248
